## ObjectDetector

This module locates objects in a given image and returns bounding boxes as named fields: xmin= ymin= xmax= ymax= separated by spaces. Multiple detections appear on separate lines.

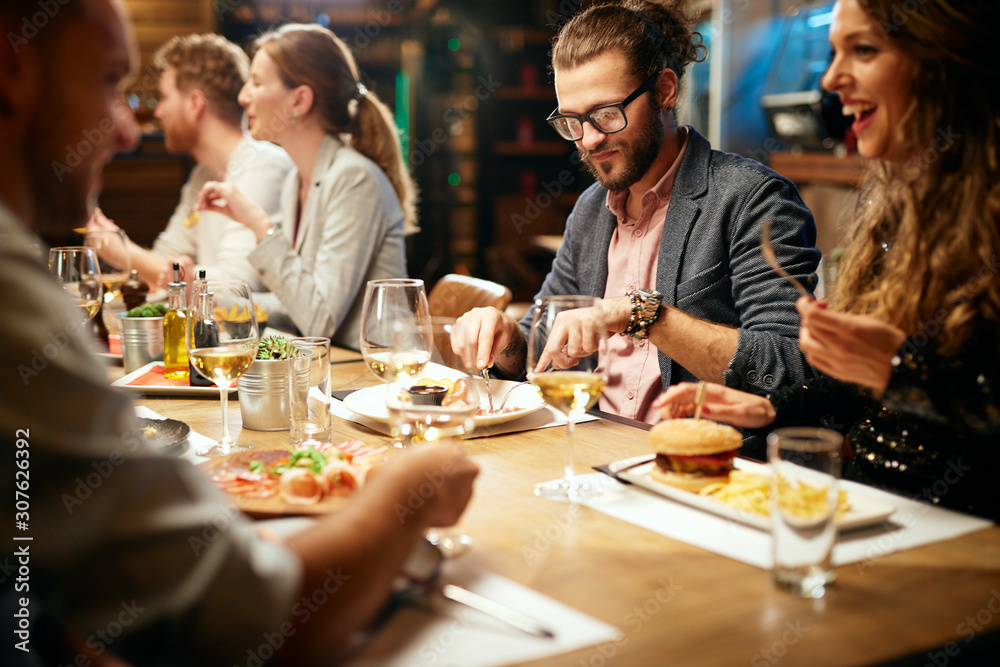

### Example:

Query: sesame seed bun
xmin=649 ymin=418 xmax=743 ymax=456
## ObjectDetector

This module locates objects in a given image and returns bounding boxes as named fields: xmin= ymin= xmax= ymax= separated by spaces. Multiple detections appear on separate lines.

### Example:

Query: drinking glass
xmin=84 ymin=230 xmax=131 ymax=337
xmin=84 ymin=230 xmax=131 ymax=304
xmin=49 ymin=247 xmax=103 ymax=325
xmin=393 ymin=317 xmax=481 ymax=557
xmin=386 ymin=318 xmax=482 ymax=447
xmin=768 ymin=427 xmax=844 ymax=598
xmin=289 ymin=337 xmax=332 ymax=445
xmin=527 ymin=295 xmax=610 ymax=500
xmin=187 ymin=279 xmax=259 ymax=457
xmin=359 ymin=278 xmax=431 ymax=445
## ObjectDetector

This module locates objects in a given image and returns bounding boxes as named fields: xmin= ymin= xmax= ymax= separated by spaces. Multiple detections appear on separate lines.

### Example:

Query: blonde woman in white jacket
xmin=198 ymin=23 xmax=418 ymax=350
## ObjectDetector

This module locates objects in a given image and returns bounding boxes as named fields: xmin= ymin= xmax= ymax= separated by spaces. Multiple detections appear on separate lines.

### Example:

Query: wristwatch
xmin=622 ymin=288 xmax=663 ymax=339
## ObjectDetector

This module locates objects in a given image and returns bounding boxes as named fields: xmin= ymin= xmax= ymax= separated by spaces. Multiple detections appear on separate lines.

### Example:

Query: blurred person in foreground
xmin=451 ymin=0 xmax=820 ymax=449
xmin=87 ymin=33 xmax=292 ymax=291
xmin=196 ymin=24 xmax=416 ymax=349
xmin=0 ymin=2 xmax=478 ymax=664
xmin=656 ymin=0 xmax=1000 ymax=520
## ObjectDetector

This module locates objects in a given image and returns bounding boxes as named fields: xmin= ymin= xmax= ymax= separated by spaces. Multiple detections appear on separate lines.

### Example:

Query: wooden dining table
xmin=113 ymin=350 xmax=1000 ymax=666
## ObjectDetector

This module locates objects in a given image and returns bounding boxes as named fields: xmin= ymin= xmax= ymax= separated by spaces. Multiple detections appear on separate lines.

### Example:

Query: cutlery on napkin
xmin=392 ymin=539 xmax=556 ymax=639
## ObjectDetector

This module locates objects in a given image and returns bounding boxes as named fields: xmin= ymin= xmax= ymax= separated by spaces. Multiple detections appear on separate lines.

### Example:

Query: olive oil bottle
xmin=162 ymin=262 xmax=188 ymax=380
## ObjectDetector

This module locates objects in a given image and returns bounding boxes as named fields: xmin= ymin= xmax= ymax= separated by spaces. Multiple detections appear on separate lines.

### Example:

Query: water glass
xmin=289 ymin=337 xmax=332 ymax=445
xmin=768 ymin=427 xmax=844 ymax=598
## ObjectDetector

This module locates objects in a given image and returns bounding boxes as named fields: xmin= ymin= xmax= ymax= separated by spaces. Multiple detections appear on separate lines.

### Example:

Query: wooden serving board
xmin=199 ymin=448 xmax=352 ymax=518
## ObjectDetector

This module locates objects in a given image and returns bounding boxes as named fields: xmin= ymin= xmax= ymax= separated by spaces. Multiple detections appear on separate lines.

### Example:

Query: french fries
xmin=699 ymin=470 xmax=850 ymax=519
xmin=213 ymin=303 xmax=268 ymax=323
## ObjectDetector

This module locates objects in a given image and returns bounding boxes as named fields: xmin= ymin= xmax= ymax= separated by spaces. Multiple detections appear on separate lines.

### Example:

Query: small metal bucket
xmin=238 ymin=358 xmax=292 ymax=431
xmin=117 ymin=313 xmax=164 ymax=374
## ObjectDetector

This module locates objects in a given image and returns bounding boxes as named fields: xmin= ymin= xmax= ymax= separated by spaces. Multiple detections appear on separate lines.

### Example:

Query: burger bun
xmin=650 ymin=467 xmax=729 ymax=493
xmin=649 ymin=418 xmax=742 ymax=456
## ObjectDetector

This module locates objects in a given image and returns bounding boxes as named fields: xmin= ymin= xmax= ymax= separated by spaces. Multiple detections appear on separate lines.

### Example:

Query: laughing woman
xmin=655 ymin=0 xmax=1000 ymax=520
xmin=197 ymin=23 xmax=416 ymax=349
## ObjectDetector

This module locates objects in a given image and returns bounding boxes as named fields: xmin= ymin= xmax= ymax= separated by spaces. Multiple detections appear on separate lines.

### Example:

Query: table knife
xmin=438 ymin=583 xmax=555 ymax=638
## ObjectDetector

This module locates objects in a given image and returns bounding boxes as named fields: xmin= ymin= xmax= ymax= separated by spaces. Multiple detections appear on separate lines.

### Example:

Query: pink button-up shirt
xmin=600 ymin=129 xmax=689 ymax=423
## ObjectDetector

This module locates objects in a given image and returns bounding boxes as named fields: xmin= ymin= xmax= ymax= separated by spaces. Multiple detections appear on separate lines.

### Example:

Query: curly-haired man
xmin=89 ymin=33 xmax=293 ymax=290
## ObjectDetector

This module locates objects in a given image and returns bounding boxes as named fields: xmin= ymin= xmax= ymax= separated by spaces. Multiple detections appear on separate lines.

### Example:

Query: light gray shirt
xmin=152 ymin=137 xmax=292 ymax=290
xmin=0 ymin=204 xmax=301 ymax=664
xmin=249 ymin=134 xmax=407 ymax=350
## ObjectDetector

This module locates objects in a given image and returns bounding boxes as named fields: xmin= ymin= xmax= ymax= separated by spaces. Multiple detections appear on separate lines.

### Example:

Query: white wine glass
xmin=83 ymin=230 xmax=131 ymax=304
xmin=187 ymin=279 xmax=259 ymax=457
xmin=394 ymin=317 xmax=481 ymax=557
xmin=528 ymin=295 xmax=611 ymax=501
xmin=359 ymin=278 xmax=431 ymax=445
xmin=387 ymin=317 xmax=482 ymax=446
xmin=360 ymin=278 xmax=431 ymax=383
xmin=49 ymin=246 xmax=103 ymax=325
xmin=84 ymin=229 xmax=131 ymax=341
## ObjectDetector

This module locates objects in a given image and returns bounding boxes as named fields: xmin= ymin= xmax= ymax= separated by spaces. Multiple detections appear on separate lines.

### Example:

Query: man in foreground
xmin=88 ymin=33 xmax=292 ymax=290
xmin=0 ymin=2 xmax=477 ymax=664
xmin=455 ymin=0 xmax=820 ymax=441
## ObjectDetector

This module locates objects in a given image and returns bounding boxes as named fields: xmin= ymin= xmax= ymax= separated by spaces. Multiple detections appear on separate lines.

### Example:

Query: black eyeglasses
xmin=546 ymin=73 xmax=659 ymax=141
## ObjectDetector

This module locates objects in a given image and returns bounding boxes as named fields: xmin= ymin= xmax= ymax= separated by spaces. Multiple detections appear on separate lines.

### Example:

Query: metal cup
xmin=238 ymin=358 xmax=292 ymax=431
xmin=116 ymin=313 xmax=163 ymax=373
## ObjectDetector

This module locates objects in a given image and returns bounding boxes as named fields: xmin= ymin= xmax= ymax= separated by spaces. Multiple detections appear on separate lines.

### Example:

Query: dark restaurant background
xmin=79 ymin=0 xmax=861 ymax=303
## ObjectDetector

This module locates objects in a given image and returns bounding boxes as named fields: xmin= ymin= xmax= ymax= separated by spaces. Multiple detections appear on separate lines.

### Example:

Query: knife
xmin=438 ymin=583 xmax=555 ymax=639
xmin=593 ymin=454 xmax=657 ymax=483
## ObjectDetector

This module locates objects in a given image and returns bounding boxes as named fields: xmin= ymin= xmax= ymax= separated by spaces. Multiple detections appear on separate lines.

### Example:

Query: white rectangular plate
xmin=111 ymin=361 xmax=236 ymax=397
xmin=613 ymin=457 xmax=896 ymax=532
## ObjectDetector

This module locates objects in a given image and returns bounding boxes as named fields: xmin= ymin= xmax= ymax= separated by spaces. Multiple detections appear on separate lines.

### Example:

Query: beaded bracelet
xmin=622 ymin=288 xmax=663 ymax=339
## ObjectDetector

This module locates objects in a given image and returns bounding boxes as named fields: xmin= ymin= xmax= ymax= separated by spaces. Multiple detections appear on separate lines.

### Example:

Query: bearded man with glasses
xmin=454 ymin=0 xmax=821 ymax=458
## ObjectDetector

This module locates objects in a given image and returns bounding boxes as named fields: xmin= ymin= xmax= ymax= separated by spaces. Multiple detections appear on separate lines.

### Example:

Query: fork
xmin=760 ymin=220 xmax=811 ymax=298
xmin=480 ymin=367 xmax=496 ymax=413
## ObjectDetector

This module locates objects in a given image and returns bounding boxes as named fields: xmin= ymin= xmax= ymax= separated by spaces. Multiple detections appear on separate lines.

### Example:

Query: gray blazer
xmin=249 ymin=135 xmax=407 ymax=350
xmin=522 ymin=127 xmax=820 ymax=396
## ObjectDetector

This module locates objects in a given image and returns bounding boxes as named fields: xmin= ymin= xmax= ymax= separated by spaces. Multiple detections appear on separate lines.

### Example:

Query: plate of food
xmin=199 ymin=441 xmax=387 ymax=517
xmin=136 ymin=416 xmax=190 ymax=454
xmin=603 ymin=419 xmax=895 ymax=532
xmin=94 ymin=335 xmax=123 ymax=364
xmin=342 ymin=377 xmax=547 ymax=429
xmin=111 ymin=362 xmax=237 ymax=397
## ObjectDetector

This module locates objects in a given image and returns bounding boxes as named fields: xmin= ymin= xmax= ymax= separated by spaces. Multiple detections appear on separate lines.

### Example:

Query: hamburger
xmin=648 ymin=419 xmax=742 ymax=492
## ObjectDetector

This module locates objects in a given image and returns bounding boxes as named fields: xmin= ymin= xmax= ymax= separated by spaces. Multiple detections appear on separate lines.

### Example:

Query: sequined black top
xmin=763 ymin=329 xmax=1000 ymax=521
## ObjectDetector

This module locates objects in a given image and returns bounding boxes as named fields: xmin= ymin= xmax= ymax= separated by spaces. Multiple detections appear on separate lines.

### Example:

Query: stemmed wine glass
xmin=359 ymin=278 xmax=431 ymax=445
xmin=49 ymin=247 xmax=103 ymax=325
xmin=388 ymin=317 xmax=482 ymax=446
xmin=84 ymin=229 xmax=131 ymax=338
xmin=391 ymin=316 xmax=481 ymax=557
xmin=187 ymin=279 xmax=259 ymax=457
xmin=527 ymin=295 xmax=611 ymax=501
xmin=83 ymin=230 xmax=131 ymax=304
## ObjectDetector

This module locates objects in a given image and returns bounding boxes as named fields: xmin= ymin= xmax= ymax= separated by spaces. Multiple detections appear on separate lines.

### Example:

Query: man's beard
xmin=163 ymin=114 xmax=197 ymax=154
xmin=579 ymin=106 xmax=664 ymax=192
xmin=24 ymin=88 xmax=94 ymax=235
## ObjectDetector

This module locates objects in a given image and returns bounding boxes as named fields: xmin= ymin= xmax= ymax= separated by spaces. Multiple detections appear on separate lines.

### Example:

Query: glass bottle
xmin=189 ymin=281 xmax=219 ymax=387
xmin=121 ymin=269 xmax=148 ymax=310
xmin=162 ymin=262 xmax=188 ymax=380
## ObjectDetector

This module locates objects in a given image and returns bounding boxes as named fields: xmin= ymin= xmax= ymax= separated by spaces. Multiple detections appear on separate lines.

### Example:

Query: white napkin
xmin=347 ymin=557 xmax=619 ymax=667
xmin=573 ymin=472 xmax=993 ymax=569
